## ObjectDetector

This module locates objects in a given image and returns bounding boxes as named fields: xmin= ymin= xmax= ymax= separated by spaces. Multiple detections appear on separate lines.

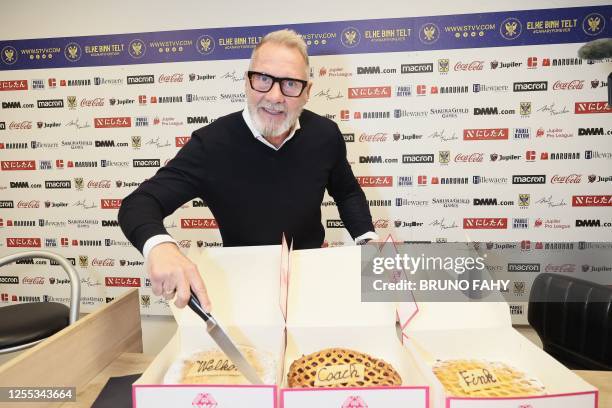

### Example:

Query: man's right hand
xmin=147 ymin=242 xmax=211 ymax=310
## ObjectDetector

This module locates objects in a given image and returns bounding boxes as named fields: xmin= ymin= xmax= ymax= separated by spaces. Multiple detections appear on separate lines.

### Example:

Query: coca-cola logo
xmin=88 ymin=180 xmax=111 ymax=188
xmin=22 ymin=276 xmax=45 ymax=284
xmin=17 ymin=200 xmax=40 ymax=208
xmin=177 ymin=239 xmax=191 ymax=248
xmin=455 ymin=153 xmax=484 ymax=162
xmin=374 ymin=219 xmax=389 ymax=228
xmin=158 ymin=73 xmax=184 ymax=83
xmin=359 ymin=132 xmax=388 ymax=142
xmin=545 ymin=264 xmax=576 ymax=273
xmin=9 ymin=121 xmax=32 ymax=130
xmin=454 ymin=61 xmax=484 ymax=71
xmin=550 ymin=174 xmax=581 ymax=184
xmin=92 ymin=258 xmax=115 ymax=266
xmin=553 ymin=80 xmax=584 ymax=90
xmin=81 ymin=97 xmax=104 ymax=107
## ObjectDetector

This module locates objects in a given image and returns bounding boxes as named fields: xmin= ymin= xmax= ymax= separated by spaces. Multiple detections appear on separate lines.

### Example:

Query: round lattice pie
xmin=432 ymin=359 xmax=546 ymax=397
xmin=287 ymin=348 xmax=402 ymax=388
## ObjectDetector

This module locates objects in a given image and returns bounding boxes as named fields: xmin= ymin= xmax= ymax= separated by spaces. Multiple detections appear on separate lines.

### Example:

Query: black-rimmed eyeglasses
xmin=247 ymin=71 xmax=308 ymax=97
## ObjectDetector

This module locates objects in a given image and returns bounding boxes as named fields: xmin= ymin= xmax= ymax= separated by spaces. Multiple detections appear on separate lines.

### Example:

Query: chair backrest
xmin=528 ymin=272 xmax=612 ymax=370
xmin=0 ymin=251 xmax=80 ymax=324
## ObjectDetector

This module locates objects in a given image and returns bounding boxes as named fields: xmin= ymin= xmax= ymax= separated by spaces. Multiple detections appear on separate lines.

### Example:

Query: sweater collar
xmin=242 ymin=106 xmax=301 ymax=151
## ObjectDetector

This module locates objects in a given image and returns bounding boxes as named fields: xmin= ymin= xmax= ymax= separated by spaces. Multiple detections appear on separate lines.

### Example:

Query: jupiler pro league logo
xmin=500 ymin=17 xmax=522 ymax=40
xmin=196 ymin=35 xmax=215 ymax=55
xmin=419 ymin=23 xmax=440 ymax=45
xmin=341 ymin=27 xmax=361 ymax=48
xmin=128 ymin=39 xmax=146 ymax=59
xmin=1 ymin=46 xmax=18 ymax=65
xmin=64 ymin=42 xmax=82 ymax=62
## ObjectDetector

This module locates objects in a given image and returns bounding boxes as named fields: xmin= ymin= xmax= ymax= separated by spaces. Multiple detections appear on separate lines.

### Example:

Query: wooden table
xmin=62 ymin=352 xmax=611 ymax=408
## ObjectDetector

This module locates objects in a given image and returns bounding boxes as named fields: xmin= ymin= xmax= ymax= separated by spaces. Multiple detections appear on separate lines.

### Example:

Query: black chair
xmin=528 ymin=272 xmax=612 ymax=370
xmin=0 ymin=251 xmax=80 ymax=354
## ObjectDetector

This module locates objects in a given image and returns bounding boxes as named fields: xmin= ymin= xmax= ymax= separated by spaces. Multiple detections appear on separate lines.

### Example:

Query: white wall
xmin=1 ymin=0 xmax=609 ymax=355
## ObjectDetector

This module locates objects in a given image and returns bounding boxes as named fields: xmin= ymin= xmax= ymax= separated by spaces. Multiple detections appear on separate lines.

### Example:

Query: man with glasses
xmin=119 ymin=29 xmax=375 ymax=309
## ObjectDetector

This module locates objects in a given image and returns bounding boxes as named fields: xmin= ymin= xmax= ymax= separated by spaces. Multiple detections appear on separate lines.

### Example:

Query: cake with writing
xmin=432 ymin=359 xmax=546 ymax=397
xmin=163 ymin=345 xmax=276 ymax=385
xmin=287 ymin=348 xmax=402 ymax=388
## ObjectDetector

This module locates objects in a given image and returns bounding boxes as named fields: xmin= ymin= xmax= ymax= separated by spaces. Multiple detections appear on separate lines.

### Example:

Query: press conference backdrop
xmin=0 ymin=4 xmax=610 ymax=323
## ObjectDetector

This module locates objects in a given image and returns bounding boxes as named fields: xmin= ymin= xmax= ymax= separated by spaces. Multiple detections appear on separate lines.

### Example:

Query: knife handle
xmin=188 ymin=290 xmax=213 ymax=324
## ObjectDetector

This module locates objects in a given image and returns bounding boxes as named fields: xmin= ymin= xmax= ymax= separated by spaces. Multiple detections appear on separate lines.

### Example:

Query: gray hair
xmin=250 ymin=29 xmax=310 ymax=78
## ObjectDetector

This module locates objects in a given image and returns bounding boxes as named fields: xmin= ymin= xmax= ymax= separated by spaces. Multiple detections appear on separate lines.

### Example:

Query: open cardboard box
xmin=280 ymin=246 xmax=429 ymax=407
xmin=133 ymin=245 xmax=284 ymax=407
xmin=400 ymin=302 xmax=599 ymax=408
xmin=133 ymin=244 xmax=429 ymax=407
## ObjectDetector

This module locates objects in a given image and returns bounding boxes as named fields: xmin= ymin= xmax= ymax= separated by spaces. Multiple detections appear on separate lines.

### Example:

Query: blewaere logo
xmin=463 ymin=128 xmax=509 ymax=141
xmin=94 ymin=117 xmax=131 ymax=128
xmin=572 ymin=195 xmax=612 ymax=207
xmin=1 ymin=160 xmax=36 ymax=171
xmin=101 ymin=199 xmax=122 ymax=209
xmin=181 ymin=218 xmax=218 ymax=229
xmin=348 ymin=86 xmax=391 ymax=99
xmin=575 ymin=102 xmax=612 ymax=114
xmin=7 ymin=238 xmax=42 ymax=247
xmin=513 ymin=81 xmax=548 ymax=92
xmin=356 ymin=176 xmax=393 ymax=187
xmin=463 ymin=218 xmax=508 ymax=229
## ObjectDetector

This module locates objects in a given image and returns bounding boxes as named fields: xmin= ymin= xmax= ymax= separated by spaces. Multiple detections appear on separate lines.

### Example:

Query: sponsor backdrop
xmin=0 ymin=5 xmax=610 ymax=322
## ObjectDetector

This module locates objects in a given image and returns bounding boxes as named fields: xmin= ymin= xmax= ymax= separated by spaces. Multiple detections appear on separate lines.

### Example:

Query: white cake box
xmin=133 ymin=245 xmax=285 ymax=408
xmin=280 ymin=246 xmax=429 ymax=408
xmin=399 ymin=302 xmax=598 ymax=408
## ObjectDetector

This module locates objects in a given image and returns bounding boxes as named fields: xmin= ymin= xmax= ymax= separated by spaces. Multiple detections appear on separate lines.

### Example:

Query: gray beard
xmin=248 ymin=103 xmax=302 ymax=138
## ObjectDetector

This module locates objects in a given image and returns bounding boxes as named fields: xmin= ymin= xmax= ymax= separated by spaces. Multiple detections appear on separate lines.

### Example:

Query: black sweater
xmin=118 ymin=109 xmax=374 ymax=251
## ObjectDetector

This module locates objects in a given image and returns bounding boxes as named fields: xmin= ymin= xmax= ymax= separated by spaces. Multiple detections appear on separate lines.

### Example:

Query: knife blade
xmin=187 ymin=291 xmax=263 ymax=385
